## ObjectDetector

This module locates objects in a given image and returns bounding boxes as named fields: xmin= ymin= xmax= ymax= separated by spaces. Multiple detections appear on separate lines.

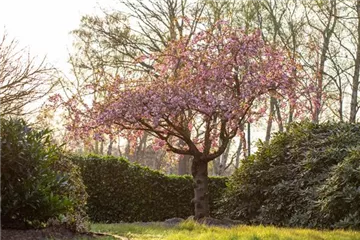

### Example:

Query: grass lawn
xmin=88 ymin=220 xmax=360 ymax=240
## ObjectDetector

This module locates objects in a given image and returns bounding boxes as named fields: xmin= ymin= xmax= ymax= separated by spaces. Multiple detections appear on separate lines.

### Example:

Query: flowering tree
xmin=64 ymin=23 xmax=296 ymax=219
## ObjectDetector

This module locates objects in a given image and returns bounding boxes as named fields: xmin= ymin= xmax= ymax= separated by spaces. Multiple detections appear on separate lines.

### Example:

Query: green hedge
xmin=218 ymin=122 xmax=360 ymax=229
xmin=70 ymin=155 xmax=227 ymax=223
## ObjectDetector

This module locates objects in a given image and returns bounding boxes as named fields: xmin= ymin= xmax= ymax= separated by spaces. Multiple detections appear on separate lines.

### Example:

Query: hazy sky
xmin=0 ymin=0 xmax=115 ymax=74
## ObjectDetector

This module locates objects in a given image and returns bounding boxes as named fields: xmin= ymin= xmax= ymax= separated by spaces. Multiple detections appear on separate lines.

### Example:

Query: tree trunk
xmin=136 ymin=132 xmax=148 ymax=164
xmin=107 ymin=139 xmax=113 ymax=155
xmin=274 ymin=100 xmax=284 ymax=132
xmin=350 ymin=0 xmax=360 ymax=123
xmin=178 ymin=140 xmax=190 ymax=175
xmin=287 ymin=104 xmax=294 ymax=131
xmin=213 ymin=157 xmax=220 ymax=175
xmin=308 ymin=0 xmax=337 ymax=123
xmin=191 ymin=158 xmax=209 ymax=219
xmin=95 ymin=140 xmax=99 ymax=154
xmin=213 ymin=137 xmax=227 ymax=176
xmin=235 ymin=138 xmax=242 ymax=169
xmin=247 ymin=122 xmax=251 ymax=156
xmin=265 ymin=97 xmax=276 ymax=143
xmin=100 ymin=141 xmax=104 ymax=155
xmin=178 ymin=155 xmax=191 ymax=175
xmin=125 ymin=139 xmax=131 ymax=160
xmin=219 ymin=141 xmax=231 ymax=175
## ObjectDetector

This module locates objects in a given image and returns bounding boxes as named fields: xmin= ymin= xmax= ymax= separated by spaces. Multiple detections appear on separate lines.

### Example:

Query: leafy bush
xmin=318 ymin=148 xmax=360 ymax=229
xmin=70 ymin=155 xmax=227 ymax=223
xmin=1 ymin=119 xmax=88 ymax=231
xmin=218 ymin=122 xmax=360 ymax=229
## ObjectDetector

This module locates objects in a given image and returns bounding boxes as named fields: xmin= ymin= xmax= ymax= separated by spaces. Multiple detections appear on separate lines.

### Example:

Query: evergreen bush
xmin=218 ymin=122 xmax=360 ymax=229
xmin=1 ymin=118 xmax=88 ymax=231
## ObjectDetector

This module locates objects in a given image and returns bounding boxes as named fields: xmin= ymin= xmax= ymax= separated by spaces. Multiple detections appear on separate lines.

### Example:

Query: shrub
xmin=1 ymin=118 xmax=88 ymax=231
xmin=318 ymin=148 xmax=360 ymax=229
xmin=70 ymin=155 xmax=227 ymax=223
xmin=217 ymin=122 xmax=360 ymax=229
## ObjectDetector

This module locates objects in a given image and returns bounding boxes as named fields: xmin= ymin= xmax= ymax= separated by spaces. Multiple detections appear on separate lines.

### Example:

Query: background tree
xmin=304 ymin=0 xmax=338 ymax=123
xmin=0 ymin=32 xmax=57 ymax=117
xmin=349 ymin=0 xmax=360 ymax=122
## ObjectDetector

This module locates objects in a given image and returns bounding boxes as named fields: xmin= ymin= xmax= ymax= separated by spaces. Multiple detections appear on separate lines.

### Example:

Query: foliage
xmin=1 ymin=118 xmax=88 ymax=231
xmin=218 ymin=122 xmax=360 ymax=229
xmin=70 ymin=154 xmax=227 ymax=223
xmin=90 ymin=221 xmax=360 ymax=240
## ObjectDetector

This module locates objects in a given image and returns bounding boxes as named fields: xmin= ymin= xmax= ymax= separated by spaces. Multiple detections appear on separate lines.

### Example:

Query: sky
xmin=0 ymin=0 xmax=115 ymax=75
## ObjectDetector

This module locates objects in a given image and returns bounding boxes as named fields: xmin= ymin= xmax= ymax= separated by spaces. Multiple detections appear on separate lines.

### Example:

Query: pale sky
xmin=0 ymin=0 xmax=116 ymax=74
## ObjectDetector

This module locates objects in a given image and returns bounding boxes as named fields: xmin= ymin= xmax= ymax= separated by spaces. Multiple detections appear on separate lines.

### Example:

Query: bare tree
xmin=304 ymin=0 xmax=338 ymax=123
xmin=350 ymin=0 xmax=360 ymax=122
xmin=0 ymin=33 xmax=57 ymax=117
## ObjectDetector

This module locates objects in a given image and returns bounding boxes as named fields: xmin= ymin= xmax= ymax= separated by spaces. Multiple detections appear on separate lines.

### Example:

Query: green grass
xmin=89 ymin=220 xmax=360 ymax=240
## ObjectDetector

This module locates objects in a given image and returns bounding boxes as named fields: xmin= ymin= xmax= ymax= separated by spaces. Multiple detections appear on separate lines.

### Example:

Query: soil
xmin=1 ymin=218 xmax=240 ymax=239
xmin=1 ymin=226 xmax=109 ymax=240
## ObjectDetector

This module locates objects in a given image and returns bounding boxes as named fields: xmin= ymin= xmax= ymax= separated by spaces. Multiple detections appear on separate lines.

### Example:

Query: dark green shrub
xmin=218 ymin=122 xmax=360 ymax=229
xmin=1 ymin=119 xmax=88 ymax=231
xmin=318 ymin=148 xmax=360 ymax=229
xmin=70 ymin=155 xmax=227 ymax=223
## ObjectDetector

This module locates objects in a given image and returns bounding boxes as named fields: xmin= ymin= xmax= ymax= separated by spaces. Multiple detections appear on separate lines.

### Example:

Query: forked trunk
xmin=191 ymin=158 xmax=209 ymax=219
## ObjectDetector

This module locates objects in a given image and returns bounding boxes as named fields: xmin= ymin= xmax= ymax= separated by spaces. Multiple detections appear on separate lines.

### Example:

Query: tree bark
xmin=191 ymin=158 xmax=209 ymax=219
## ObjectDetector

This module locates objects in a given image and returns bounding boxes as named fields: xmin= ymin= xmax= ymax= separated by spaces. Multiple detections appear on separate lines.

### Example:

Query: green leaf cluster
xmin=1 ymin=118 xmax=88 ymax=231
xmin=218 ymin=121 xmax=360 ymax=229
xmin=70 ymin=155 xmax=227 ymax=223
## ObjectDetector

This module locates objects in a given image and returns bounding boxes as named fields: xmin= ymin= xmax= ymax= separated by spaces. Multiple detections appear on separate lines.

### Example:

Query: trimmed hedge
xmin=218 ymin=122 xmax=360 ymax=229
xmin=70 ymin=155 xmax=227 ymax=223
